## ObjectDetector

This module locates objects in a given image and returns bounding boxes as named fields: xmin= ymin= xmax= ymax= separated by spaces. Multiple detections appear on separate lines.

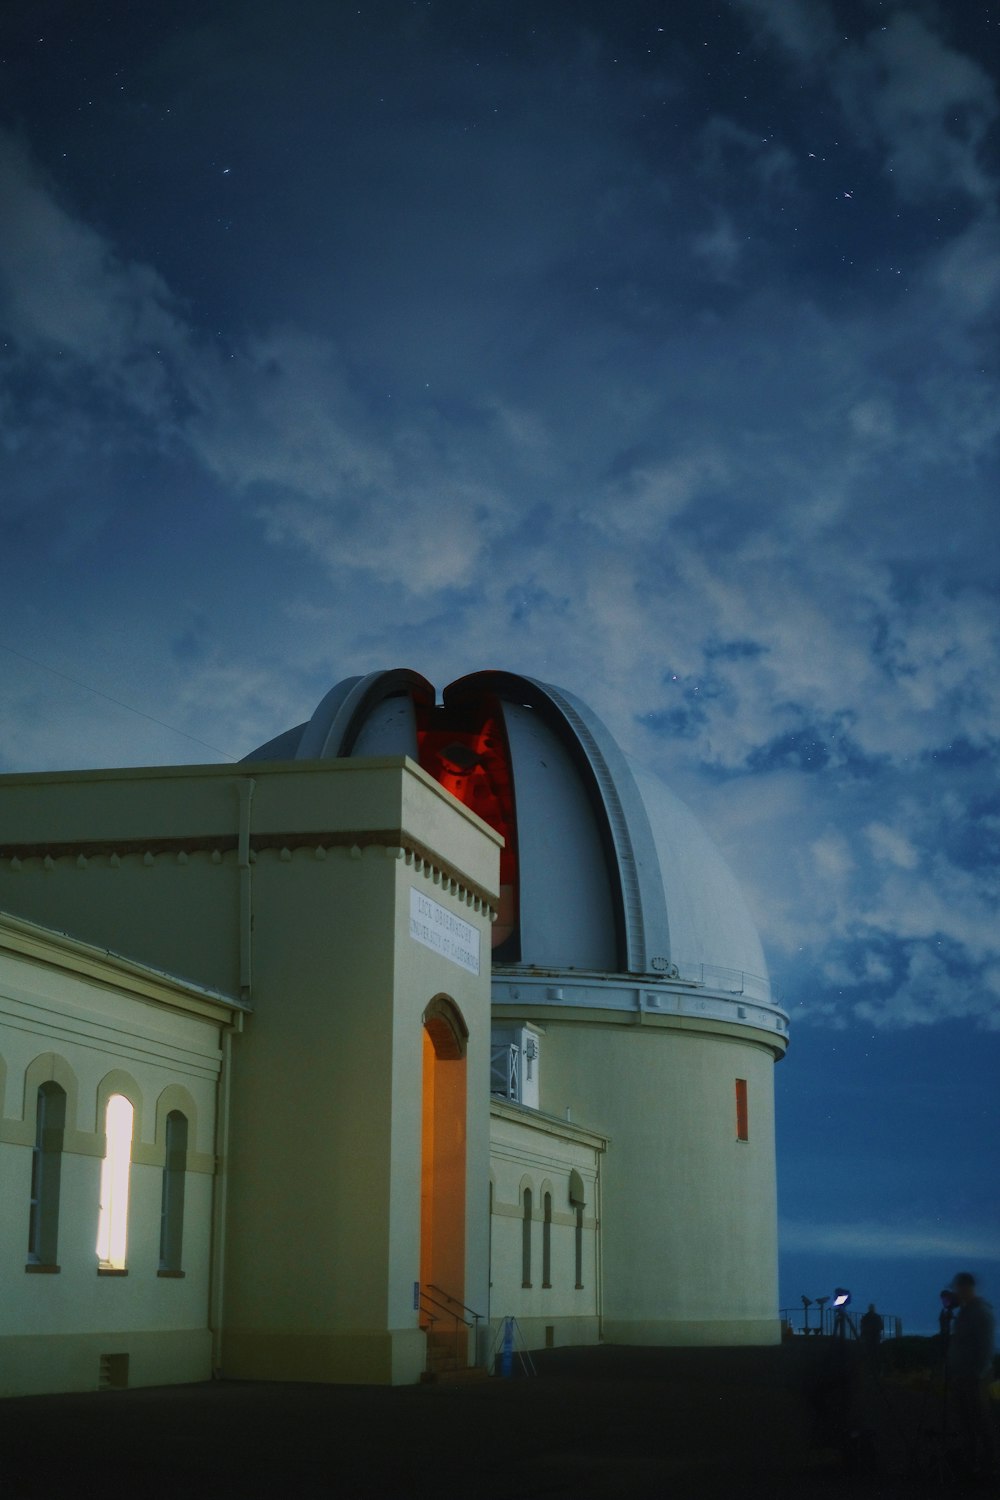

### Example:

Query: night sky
xmin=2 ymin=1 xmax=998 ymax=1338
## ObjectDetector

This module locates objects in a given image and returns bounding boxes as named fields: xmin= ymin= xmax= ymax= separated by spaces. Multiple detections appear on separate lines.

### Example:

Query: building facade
xmin=0 ymin=669 xmax=788 ymax=1396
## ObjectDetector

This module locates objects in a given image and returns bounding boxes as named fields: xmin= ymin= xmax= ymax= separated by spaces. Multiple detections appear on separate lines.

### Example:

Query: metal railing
xmin=780 ymin=1306 xmax=902 ymax=1339
xmin=490 ymin=1042 xmax=520 ymax=1101
xmin=671 ymin=959 xmax=776 ymax=1003
xmin=418 ymin=1283 xmax=484 ymax=1374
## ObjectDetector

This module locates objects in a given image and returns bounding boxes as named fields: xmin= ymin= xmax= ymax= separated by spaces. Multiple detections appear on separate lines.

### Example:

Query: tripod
xmin=823 ymin=1301 xmax=933 ymax=1480
xmin=907 ymin=1307 xmax=957 ymax=1484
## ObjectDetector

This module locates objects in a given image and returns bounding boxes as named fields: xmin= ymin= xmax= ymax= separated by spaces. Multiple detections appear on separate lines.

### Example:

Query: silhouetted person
xmin=946 ymin=1272 xmax=998 ymax=1479
xmin=860 ymin=1303 xmax=884 ymax=1366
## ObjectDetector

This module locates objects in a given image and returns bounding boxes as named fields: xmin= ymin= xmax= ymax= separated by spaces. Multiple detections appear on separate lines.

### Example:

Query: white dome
xmin=627 ymin=760 xmax=768 ymax=990
xmin=246 ymin=669 xmax=774 ymax=1010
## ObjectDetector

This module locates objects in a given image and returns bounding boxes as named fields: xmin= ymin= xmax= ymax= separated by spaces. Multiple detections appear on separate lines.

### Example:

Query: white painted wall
xmin=0 ymin=758 xmax=501 ymax=1391
xmin=0 ymin=922 xmax=228 ymax=1396
xmin=488 ymin=1100 xmax=605 ymax=1353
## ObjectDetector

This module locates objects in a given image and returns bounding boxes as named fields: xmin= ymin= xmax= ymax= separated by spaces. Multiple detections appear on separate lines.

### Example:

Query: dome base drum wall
xmin=532 ymin=1010 xmax=782 ymax=1346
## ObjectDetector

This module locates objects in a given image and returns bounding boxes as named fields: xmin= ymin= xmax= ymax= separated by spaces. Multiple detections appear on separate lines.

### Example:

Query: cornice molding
xmin=2 ymin=829 xmax=499 ymax=915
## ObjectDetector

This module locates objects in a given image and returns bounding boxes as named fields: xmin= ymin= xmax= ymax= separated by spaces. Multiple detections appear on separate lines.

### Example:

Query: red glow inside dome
xmin=415 ymin=697 xmax=518 ymax=954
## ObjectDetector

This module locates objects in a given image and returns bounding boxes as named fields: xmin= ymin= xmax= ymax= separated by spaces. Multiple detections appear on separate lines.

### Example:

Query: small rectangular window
xmin=735 ymin=1079 xmax=749 ymax=1142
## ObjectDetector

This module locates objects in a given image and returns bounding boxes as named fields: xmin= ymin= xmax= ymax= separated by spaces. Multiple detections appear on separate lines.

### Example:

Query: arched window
xmin=158 ymin=1111 xmax=188 ymax=1275
xmin=568 ymin=1169 xmax=586 ymax=1290
xmin=521 ymin=1188 xmax=533 ymax=1288
xmin=542 ymin=1192 xmax=552 ymax=1288
xmin=96 ymin=1094 xmax=134 ymax=1272
xmin=27 ymin=1083 xmax=66 ymax=1268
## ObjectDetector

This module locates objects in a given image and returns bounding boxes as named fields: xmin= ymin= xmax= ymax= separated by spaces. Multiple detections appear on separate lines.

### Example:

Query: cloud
xmin=0 ymin=131 xmax=189 ymax=421
xmin=0 ymin=618 xmax=338 ymax=775
xmin=698 ymin=115 xmax=798 ymax=195
xmin=730 ymin=0 xmax=838 ymax=63
xmin=732 ymin=3 xmax=998 ymax=206
xmin=0 ymin=128 xmax=519 ymax=595
xmin=781 ymin=1217 xmax=1000 ymax=1261
xmin=1 ymin=9 xmax=997 ymax=1041
xmin=930 ymin=217 xmax=1000 ymax=321
xmin=834 ymin=12 xmax=998 ymax=205
xmin=865 ymin=822 xmax=919 ymax=870
xmin=690 ymin=215 xmax=744 ymax=283
xmin=589 ymin=448 xmax=731 ymax=542
xmin=811 ymin=834 xmax=855 ymax=882
xmin=847 ymin=397 xmax=897 ymax=445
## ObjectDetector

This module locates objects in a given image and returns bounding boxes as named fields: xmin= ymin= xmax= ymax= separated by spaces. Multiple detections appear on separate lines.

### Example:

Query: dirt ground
xmin=2 ymin=1343 xmax=994 ymax=1499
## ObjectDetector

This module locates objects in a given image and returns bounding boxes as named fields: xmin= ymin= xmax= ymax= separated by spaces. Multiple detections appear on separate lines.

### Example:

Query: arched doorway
xmin=420 ymin=997 xmax=468 ymax=1307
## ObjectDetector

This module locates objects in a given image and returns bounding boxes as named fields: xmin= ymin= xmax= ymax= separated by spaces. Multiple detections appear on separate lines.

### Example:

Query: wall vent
xmin=98 ymin=1352 xmax=129 ymax=1391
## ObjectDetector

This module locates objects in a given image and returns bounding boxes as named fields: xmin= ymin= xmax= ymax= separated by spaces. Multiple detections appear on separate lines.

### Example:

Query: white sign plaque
xmin=409 ymin=887 xmax=481 ymax=976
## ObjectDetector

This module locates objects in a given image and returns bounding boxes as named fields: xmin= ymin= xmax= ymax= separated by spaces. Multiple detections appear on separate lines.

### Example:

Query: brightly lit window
xmin=27 ymin=1083 xmax=66 ymax=1266
xmin=96 ymin=1094 xmax=134 ymax=1270
xmin=158 ymin=1111 xmax=188 ymax=1273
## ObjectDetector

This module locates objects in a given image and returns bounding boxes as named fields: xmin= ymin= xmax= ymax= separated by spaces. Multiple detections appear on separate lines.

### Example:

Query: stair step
xmin=420 ymin=1366 xmax=488 ymax=1385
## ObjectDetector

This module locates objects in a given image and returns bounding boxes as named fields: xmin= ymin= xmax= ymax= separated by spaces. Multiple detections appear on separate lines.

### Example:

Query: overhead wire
xmin=0 ymin=640 xmax=238 ymax=761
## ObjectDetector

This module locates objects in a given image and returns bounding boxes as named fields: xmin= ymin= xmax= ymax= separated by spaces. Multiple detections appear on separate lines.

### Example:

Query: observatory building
xmin=0 ymin=669 xmax=787 ymax=1395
